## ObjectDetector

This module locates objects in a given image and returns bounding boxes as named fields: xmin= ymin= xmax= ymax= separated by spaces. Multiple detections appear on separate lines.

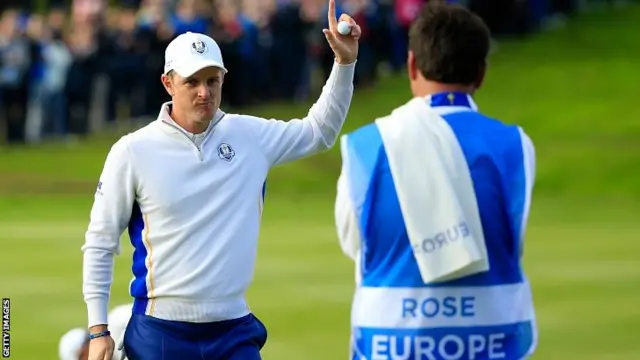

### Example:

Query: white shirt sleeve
xmin=334 ymin=136 xmax=361 ymax=261
xmin=518 ymin=128 xmax=536 ymax=256
xmin=82 ymin=137 xmax=136 ymax=328
xmin=241 ymin=61 xmax=355 ymax=167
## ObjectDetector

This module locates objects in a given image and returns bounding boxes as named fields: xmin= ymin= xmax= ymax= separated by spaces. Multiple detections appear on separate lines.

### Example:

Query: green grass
xmin=2 ymin=5 xmax=640 ymax=359
xmin=2 ymin=196 xmax=639 ymax=359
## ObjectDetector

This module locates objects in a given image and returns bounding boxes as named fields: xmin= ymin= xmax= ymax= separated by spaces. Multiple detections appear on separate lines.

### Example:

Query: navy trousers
xmin=123 ymin=313 xmax=267 ymax=360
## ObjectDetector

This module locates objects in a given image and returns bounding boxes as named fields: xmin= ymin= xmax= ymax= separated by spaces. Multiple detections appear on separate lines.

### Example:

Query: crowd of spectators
xmin=0 ymin=0 xmax=584 ymax=145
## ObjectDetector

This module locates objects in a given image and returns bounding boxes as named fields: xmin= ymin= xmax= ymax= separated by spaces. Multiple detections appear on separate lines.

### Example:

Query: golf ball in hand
xmin=337 ymin=21 xmax=351 ymax=35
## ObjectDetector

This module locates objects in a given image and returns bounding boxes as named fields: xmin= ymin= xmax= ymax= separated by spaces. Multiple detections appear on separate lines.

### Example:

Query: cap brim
xmin=170 ymin=60 xmax=228 ymax=78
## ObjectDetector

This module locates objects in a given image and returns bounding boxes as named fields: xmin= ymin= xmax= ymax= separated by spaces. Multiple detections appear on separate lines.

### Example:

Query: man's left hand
xmin=323 ymin=0 xmax=361 ymax=65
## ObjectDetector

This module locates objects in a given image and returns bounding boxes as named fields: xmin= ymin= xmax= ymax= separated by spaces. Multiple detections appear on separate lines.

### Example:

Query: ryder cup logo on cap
xmin=164 ymin=32 xmax=228 ymax=78
xmin=192 ymin=39 xmax=207 ymax=54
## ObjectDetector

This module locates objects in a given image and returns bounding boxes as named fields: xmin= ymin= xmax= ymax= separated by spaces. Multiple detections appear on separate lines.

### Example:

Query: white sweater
xmin=82 ymin=62 xmax=355 ymax=327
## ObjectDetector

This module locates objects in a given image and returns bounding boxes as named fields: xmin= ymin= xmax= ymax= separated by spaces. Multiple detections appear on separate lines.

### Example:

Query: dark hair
xmin=409 ymin=1 xmax=491 ymax=85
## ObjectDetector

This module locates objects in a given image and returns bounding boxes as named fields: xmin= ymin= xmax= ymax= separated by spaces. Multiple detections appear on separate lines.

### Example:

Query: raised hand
xmin=323 ymin=0 xmax=361 ymax=65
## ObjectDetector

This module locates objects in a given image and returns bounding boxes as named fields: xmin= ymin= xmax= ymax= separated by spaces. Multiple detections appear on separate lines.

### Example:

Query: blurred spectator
xmin=269 ymin=0 xmax=316 ymax=101
xmin=104 ymin=5 xmax=150 ymax=123
xmin=210 ymin=0 xmax=249 ymax=106
xmin=39 ymin=17 xmax=72 ymax=139
xmin=64 ymin=21 xmax=99 ymax=137
xmin=72 ymin=0 xmax=107 ymax=24
xmin=171 ymin=0 xmax=209 ymax=34
xmin=23 ymin=13 xmax=47 ymax=143
xmin=0 ymin=9 xmax=35 ymax=144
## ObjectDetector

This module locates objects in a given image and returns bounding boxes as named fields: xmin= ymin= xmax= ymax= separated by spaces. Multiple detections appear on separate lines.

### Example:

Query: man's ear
xmin=407 ymin=50 xmax=418 ymax=82
xmin=161 ymin=74 xmax=174 ymax=96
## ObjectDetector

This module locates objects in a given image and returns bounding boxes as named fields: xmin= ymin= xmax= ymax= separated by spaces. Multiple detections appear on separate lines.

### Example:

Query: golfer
xmin=334 ymin=2 xmax=537 ymax=360
xmin=82 ymin=0 xmax=361 ymax=359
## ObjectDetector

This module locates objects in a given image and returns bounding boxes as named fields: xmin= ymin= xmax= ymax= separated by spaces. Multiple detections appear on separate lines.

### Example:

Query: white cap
xmin=164 ymin=31 xmax=227 ymax=78
xmin=58 ymin=328 xmax=87 ymax=360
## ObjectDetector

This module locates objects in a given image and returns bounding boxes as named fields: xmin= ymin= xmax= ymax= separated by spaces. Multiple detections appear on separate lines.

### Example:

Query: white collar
xmin=423 ymin=92 xmax=479 ymax=114
xmin=157 ymin=101 xmax=225 ymax=138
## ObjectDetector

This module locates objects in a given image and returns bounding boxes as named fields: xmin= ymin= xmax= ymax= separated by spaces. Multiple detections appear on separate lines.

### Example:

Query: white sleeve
xmin=242 ymin=61 xmax=355 ymax=167
xmin=334 ymin=136 xmax=361 ymax=261
xmin=518 ymin=128 xmax=536 ymax=255
xmin=82 ymin=137 xmax=136 ymax=328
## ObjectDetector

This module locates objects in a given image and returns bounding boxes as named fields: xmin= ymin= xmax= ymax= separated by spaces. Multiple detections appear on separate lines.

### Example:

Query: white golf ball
xmin=337 ymin=21 xmax=351 ymax=35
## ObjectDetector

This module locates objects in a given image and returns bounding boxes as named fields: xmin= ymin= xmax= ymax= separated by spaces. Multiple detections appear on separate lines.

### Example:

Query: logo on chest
xmin=217 ymin=143 xmax=235 ymax=162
